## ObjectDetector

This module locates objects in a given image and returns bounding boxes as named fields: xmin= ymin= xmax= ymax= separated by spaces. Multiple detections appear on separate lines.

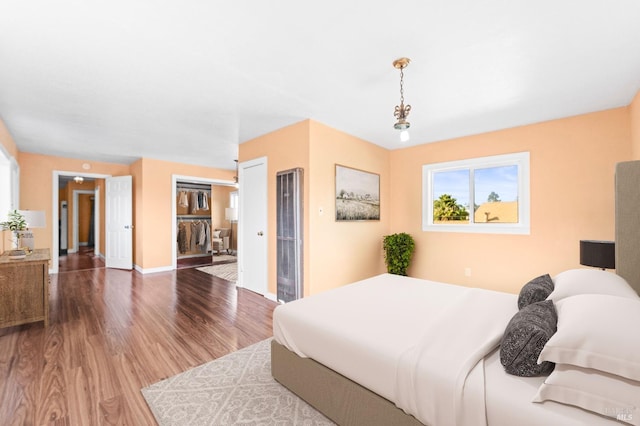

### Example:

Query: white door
xmin=238 ymin=157 xmax=268 ymax=295
xmin=106 ymin=176 xmax=133 ymax=270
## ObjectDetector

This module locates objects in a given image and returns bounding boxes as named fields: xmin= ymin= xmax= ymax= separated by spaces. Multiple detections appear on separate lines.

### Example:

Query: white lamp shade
xmin=18 ymin=210 xmax=46 ymax=228
xmin=225 ymin=207 xmax=238 ymax=221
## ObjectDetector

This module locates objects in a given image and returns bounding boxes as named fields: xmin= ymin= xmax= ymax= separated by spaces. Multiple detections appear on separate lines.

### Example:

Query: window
xmin=423 ymin=152 xmax=530 ymax=234
xmin=0 ymin=146 xmax=19 ymax=218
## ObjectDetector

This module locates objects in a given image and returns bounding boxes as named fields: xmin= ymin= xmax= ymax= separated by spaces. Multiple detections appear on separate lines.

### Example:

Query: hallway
xmin=58 ymin=246 xmax=105 ymax=273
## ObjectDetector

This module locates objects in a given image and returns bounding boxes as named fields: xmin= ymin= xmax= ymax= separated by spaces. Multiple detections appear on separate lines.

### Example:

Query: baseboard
xmin=134 ymin=264 xmax=174 ymax=274
xmin=265 ymin=292 xmax=278 ymax=302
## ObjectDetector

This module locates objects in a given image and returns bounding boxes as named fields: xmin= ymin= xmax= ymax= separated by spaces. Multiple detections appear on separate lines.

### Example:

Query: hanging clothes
xmin=178 ymin=190 xmax=189 ymax=208
xmin=177 ymin=222 xmax=188 ymax=253
xmin=189 ymin=191 xmax=199 ymax=214
xmin=201 ymin=192 xmax=209 ymax=210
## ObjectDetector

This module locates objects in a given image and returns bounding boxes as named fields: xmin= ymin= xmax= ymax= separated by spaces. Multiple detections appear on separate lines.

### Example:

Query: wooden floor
xmin=58 ymin=247 xmax=105 ymax=273
xmin=0 ymin=265 xmax=278 ymax=425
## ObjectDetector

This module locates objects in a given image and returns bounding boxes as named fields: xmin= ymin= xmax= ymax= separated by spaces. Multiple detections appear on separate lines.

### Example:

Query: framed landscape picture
xmin=335 ymin=164 xmax=380 ymax=221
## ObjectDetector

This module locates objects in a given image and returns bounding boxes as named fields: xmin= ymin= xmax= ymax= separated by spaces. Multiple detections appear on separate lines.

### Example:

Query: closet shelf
xmin=177 ymin=215 xmax=211 ymax=219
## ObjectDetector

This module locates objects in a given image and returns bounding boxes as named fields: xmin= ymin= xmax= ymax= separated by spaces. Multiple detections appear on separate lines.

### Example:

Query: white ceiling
xmin=1 ymin=1 xmax=639 ymax=171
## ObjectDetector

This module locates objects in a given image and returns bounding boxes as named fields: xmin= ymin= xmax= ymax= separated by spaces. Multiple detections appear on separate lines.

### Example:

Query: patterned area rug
xmin=197 ymin=262 xmax=237 ymax=282
xmin=211 ymin=254 xmax=237 ymax=264
xmin=141 ymin=339 xmax=335 ymax=425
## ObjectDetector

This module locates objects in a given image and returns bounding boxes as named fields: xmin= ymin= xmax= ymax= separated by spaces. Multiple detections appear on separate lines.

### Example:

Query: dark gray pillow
xmin=500 ymin=300 xmax=557 ymax=377
xmin=518 ymin=274 xmax=554 ymax=309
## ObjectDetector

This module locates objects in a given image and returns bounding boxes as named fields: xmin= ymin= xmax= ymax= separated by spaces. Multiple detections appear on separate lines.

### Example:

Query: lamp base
xmin=8 ymin=249 xmax=26 ymax=260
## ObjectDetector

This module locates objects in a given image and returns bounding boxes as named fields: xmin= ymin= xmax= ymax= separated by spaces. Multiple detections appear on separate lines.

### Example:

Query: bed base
xmin=271 ymin=340 xmax=423 ymax=426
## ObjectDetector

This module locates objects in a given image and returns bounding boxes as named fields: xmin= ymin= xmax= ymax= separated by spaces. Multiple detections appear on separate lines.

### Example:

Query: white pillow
xmin=538 ymin=294 xmax=640 ymax=381
xmin=533 ymin=364 xmax=639 ymax=425
xmin=548 ymin=269 xmax=639 ymax=302
xmin=213 ymin=230 xmax=221 ymax=238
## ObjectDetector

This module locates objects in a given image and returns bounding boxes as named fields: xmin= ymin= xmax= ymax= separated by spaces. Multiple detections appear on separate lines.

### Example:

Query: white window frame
xmin=0 ymin=144 xmax=19 ymax=216
xmin=422 ymin=152 xmax=530 ymax=234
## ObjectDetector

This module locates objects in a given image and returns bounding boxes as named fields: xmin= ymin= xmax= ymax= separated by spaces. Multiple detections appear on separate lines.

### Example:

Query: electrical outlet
xmin=464 ymin=267 xmax=471 ymax=277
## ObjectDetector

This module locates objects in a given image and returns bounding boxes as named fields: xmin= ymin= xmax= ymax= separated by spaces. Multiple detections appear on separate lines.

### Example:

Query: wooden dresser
xmin=0 ymin=248 xmax=50 ymax=329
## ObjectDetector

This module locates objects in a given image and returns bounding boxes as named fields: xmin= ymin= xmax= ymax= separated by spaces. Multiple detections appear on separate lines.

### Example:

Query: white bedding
xmin=273 ymin=273 xmax=468 ymax=402
xmin=273 ymin=273 xmax=621 ymax=426
xmin=395 ymin=288 xmax=515 ymax=426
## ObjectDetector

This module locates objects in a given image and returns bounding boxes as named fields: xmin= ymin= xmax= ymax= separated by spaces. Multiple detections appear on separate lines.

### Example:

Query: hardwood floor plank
xmin=66 ymin=366 xmax=98 ymax=426
xmin=36 ymin=323 xmax=68 ymax=425
xmin=0 ymin=265 xmax=277 ymax=425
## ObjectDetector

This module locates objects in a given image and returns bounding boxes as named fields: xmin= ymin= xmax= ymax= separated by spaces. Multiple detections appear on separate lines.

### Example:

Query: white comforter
xmin=274 ymin=274 xmax=517 ymax=425
xmin=394 ymin=288 xmax=516 ymax=426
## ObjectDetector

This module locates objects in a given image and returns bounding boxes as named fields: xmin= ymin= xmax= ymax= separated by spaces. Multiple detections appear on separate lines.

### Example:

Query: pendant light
xmin=393 ymin=57 xmax=411 ymax=142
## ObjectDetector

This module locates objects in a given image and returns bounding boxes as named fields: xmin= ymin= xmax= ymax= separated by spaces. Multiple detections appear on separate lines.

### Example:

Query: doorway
xmin=52 ymin=172 xmax=110 ymax=274
xmin=171 ymin=174 xmax=237 ymax=270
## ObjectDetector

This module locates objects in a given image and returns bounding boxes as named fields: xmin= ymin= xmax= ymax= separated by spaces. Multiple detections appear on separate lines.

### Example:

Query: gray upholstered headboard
xmin=615 ymin=160 xmax=640 ymax=295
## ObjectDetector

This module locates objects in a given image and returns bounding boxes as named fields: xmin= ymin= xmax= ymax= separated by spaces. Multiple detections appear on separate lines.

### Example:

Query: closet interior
xmin=176 ymin=181 xmax=213 ymax=260
xmin=175 ymin=180 xmax=238 ymax=268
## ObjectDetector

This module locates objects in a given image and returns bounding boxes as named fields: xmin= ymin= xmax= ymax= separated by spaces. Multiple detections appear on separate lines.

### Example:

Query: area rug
xmin=197 ymin=262 xmax=237 ymax=282
xmin=141 ymin=339 xmax=334 ymax=425
xmin=211 ymin=254 xmax=237 ymax=264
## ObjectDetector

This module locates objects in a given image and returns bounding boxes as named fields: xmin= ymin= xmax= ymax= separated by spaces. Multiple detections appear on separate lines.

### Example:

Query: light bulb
xmin=400 ymin=130 xmax=410 ymax=142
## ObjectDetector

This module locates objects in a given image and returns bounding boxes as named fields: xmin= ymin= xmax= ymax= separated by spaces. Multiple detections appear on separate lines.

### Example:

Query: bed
xmin=271 ymin=161 xmax=640 ymax=425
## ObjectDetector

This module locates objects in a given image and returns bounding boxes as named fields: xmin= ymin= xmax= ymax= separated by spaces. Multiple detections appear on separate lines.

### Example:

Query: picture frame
xmin=335 ymin=164 xmax=380 ymax=221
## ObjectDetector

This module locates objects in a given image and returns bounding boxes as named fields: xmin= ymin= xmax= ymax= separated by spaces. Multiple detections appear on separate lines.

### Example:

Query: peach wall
xmin=78 ymin=193 xmax=92 ymax=243
xmin=211 ymin=185 xmax=234 ymax=230
xmin=240 ymin=120 xmax=311 ymax=296
xmin=133 ymin=158 xmax=234 ymax=270
xmin=19 ymin=153 xmax=130 ymax=256
xmin=390 ymin=108 xmax=632 ymax=294
xmin=308 ymin=121 xmax=389 ymax=294
xmin=630 ymin=90 xmax=640 ymax=160
xmin=240 ymin=119 xmax=390 ymax=296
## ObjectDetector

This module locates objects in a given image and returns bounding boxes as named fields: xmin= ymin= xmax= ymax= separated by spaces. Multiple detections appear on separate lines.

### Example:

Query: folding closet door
xmin=276 ymin=168 xmax=303 ymax=303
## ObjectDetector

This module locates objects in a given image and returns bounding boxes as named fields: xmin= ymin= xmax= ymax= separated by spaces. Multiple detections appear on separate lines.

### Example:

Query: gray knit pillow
xmin=500 ymin=300 xmax=557 ymax=377
xmin=518 ymin=274 xmax=554 ymax=309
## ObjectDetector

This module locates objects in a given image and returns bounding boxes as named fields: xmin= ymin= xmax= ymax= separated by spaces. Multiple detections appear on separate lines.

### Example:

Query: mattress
xmin=273 ymin=273 xmax=620 ymax=426
xmin=273 ymin=273 xmax=469 ymax=401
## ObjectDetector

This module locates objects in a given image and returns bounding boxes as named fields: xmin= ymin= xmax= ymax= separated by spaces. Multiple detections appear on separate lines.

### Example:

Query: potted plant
xmin=1 ymin=210 xmax=27 ymax=258
xmin=382 ymin=232 xmax=415 ymax=276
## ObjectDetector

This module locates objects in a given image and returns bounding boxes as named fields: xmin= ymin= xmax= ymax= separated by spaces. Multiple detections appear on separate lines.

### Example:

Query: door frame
xmin=171 ymin=174 xmax=236 ymax=270
xmin=51 ymin=170 xmax=111 ymax=274
xmin=72 ymin=189 xmax=97 ymax=253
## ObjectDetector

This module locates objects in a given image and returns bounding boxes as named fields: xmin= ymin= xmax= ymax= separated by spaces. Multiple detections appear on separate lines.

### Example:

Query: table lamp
xmin=579 ymin=240 xmax=615 ymax=270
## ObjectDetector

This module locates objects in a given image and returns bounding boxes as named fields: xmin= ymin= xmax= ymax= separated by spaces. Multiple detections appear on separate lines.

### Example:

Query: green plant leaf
xmin=382 ymin=232 xmax=415 ymax=276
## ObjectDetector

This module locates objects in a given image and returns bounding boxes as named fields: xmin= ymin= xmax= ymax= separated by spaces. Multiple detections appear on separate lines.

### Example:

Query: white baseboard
xmin=134 ymin=264 xmax=174 ymax=274
xmin=265 ymin=292 xmax=278 ymax=302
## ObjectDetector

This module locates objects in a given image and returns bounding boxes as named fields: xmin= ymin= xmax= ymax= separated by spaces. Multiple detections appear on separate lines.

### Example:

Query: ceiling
xmin=1 ymin=1 xmax=639 ymax=172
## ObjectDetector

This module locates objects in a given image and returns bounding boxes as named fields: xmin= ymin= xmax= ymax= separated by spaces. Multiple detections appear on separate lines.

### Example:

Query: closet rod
xmin=176 ymin=182 xmax=212 ymax=191
xmin=177 ymin=217 xmax=212 ymax=221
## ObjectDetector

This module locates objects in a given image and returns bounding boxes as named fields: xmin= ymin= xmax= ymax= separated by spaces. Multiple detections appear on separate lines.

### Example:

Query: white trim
xmin=264 ymin=292 xmax=278 ymax=302
xmin=134 ymin=264 xmax=174 ymax=274
xmin=171 ymin=174 xmax=236 ymax=270
xmin=0 ymin=143 xmax=20 ymax=213
xmin=422 ymin=152 xmax=530 ymax=235
xmin=94 ymin=185 xmax=101 ymax=257
xmin=51 ymin=170 xmax=111 ymax=274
